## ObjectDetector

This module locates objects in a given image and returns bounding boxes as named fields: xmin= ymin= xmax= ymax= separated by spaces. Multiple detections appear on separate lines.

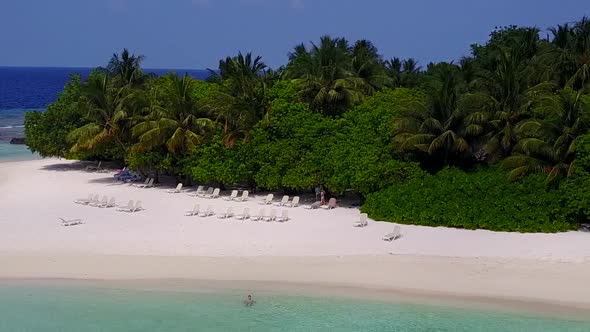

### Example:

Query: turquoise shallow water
xmin=0 ymin=143 xmax=38 ymax=161
xmin=0 ymin=281 xmax=589 ymax=331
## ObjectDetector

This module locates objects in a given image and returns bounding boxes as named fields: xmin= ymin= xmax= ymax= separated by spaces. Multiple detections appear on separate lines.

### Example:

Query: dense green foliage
xmin=24 ymin=18 xmax=590 ymax=232
xmin=25 ymin=75 xmax=85 ymax=158
xmin=362 ymin=168 xmax=578 ymax=232
xmin=323 ymin=89 xmax=425 ymax=196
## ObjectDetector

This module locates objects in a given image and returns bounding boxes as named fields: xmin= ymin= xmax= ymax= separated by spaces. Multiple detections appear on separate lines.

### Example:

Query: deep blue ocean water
xmin=0 ymin=66 xmax=209 ymax=159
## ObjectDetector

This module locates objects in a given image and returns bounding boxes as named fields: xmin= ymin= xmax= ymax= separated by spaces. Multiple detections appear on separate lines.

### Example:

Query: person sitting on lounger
xmin=243 ymin=294 xmax=256 ymax=306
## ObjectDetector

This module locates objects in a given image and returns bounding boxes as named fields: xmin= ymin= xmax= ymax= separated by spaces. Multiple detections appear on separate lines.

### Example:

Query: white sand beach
xmin=1 ymin=158 xmax=590 ymax=310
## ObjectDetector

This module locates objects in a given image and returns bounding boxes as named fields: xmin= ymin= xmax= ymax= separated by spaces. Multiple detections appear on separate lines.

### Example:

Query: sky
xmin=0 ymin=0 xmax=588 ymax=69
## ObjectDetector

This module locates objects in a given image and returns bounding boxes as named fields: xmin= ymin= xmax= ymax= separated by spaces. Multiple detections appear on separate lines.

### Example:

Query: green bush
xmin=559 ymin=134 xmax=590 ymax=224
xmin=323 ymin=88 xmax=426 ymax=196
xmin=250 ymin=101 xmax=334 ymax=190
xmin=361 ymin=168 xmax=579 ymax=232
xmin=24 ymin=74 xmax=85 ymax=158
xmin=125 ymin=148 xmax=172 ymax=176
xmin=186 ymin=134 xmax=255 ymax=186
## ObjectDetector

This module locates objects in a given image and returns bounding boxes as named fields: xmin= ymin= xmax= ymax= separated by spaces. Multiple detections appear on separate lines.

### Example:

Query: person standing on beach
xmin=320 ymin=189 xmax=326 ymax=206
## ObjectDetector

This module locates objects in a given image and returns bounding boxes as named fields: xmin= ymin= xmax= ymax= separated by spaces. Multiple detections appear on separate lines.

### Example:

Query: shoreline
xmin=2 ymin=253 xmax=590 ymax=318
xmin=3 ymin=278 xmax=590 ymax=323
xmin=0 ymin=142 xmax=39 ymax=162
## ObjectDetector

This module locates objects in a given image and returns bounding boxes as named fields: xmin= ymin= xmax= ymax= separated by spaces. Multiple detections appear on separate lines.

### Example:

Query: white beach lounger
xmin=86 ymin=161 xmax=102 ymax=171
xmin=196 ymin=185 xmax=205 ymax=195
xmin=205 ymin=188 xmax=220 ymax=199
xmin=89 ymin=195 xmax=108 ymax=207
xmin=276 ymin=210 xmax=289 ymax=222
xmin=382 ymin=225 xmax=401 ymax=241
xmin=321 ymin=198 xmax=337 ymax=210
xmin=236 ymin=190 xmax=249 ymax=202
xmin=185 ymin=204 xmax=201 ymax=216
xmin=258 ymin=194 xmax=274 ymax=205
xmin=74 ymin=194 xmax=93 ymax=205
xmin=118 ymin=200 xmax=142 ymax=212
xmin=275 ymin=195 xmax=289 ymax=206
xmin=235 ymin=207 xmax=250 ymax=220
xmin=263 ymin=209 xmax=277 ymax=222
xmin=285 ymin=196 xmax=299 ymax=208
xmin=143 ymin=178 xmax=155 ymax=189
xmin=198 ymin=205 xmax=215 ymax=217
xmin=198 ymin=187 xmax=213 ymax=198
xmin=189 ymin=185 xmax=204 ymax=197
xmin=135 ymin=178 xmax=154 ymax=188
xmin=251 ymin=208 xmax=265 ymax=221
xmin=218 ymin=207 xmax=234 ymax=219
xmin=224 ymin=190 xmax=238 ymax=201
xmin=116 ymin=200 xmax=134 ymax=212
xmin=100 ymin=197 xmax=116 ymax=208
xmin=85 ymin=194 xmax=100 ymax=206
xmin=167 ymin=183 xmax=183 ymax=193
xmin=120 ymin=200 xmax=143 ymax=212
xmin=59 ymin=217 xmax=83 ymax=227
xmin=353 ymin=213 xmax=369 ymax=227
xmin=133 ymin=178 xmax=150 ymax=188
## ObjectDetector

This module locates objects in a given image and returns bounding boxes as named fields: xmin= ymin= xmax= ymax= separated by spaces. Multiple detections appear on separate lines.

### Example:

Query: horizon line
xmin=0 ymin=65 xmax=212 ymax=71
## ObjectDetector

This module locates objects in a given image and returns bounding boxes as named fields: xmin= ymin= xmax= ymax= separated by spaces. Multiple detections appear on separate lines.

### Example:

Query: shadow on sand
xmin=87 ymin=177 xmax=128 ymax=185
xmin=39 ymin=161 xmax=117 ymax=173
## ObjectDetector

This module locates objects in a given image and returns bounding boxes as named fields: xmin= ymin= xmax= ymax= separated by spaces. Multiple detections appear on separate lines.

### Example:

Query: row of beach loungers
xmin=186 ymin=186 xmax=336 ymax=209
xmin=74 ymin=194 xmax=143 ymax=213
xmin=131 ymin=181 xmax=337 ymax=210
xmin=185 ymin=205 xmax=290 ymax=222
xmin=180 ymin=185 xmax=335 ymax=209
xmin=71 ymin=176 xmax=400 ymax=239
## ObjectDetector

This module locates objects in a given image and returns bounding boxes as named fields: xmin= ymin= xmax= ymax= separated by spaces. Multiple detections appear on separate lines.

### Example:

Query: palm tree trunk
xmin=114 ymin=136 xmax=127 ymax=154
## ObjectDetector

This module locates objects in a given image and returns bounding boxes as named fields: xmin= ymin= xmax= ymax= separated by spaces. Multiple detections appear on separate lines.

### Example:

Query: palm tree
xmin=385 ymin=57 xmax=403 ymax=87
xmin=205 ymin=52 xmax=270 ymax=145
xmin=284 ymin=35 xmax=366 ymax=115
xmin=401 ymin=58 xmax=422 ymax=88
xmin=205 ymin=87 xmax=267 ymax=146
xmin=502 ymin=86 xmax=590 ymax=182
xmin=549 ymin=24 xmax=574 ymax=49
xmin=132 ymin=74 xmax=215 ymax=155
xmin=462 ymin=48 xmax=530 ymax=159
xmin=350 ymin=39 xmax=389 ymax=92
xmin=459 ymin=57 xmax=479 ymax=87
xmin=217 ymin=52 xmax=266 ymax=81
xmin=393 ymin=63 xmax=479 ymax=167
xmin=105 ymin=48 xmax=148 ymax=86
xmin=544 ymin=18 xmax=590 ymax=90
xmin=384 ymin=57 xmax=422 ymax=88
xmin=68 ymin=73 xmax=132 ymax=154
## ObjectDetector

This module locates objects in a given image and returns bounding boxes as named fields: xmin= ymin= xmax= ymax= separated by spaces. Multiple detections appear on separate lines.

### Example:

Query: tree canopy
xmin=25 ymin=17 xmax=590 ymax=232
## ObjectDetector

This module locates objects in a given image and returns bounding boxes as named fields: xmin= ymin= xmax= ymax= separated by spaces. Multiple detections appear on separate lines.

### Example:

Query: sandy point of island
xmin=1 ymin=158 xmax=590 ymax=314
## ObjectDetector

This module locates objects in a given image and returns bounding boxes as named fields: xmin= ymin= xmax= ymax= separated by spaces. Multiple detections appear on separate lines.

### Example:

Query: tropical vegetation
xmin=25 ymin=18 xmax=590 ymax=232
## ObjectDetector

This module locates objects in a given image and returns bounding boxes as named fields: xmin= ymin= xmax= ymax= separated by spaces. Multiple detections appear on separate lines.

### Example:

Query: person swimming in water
xmin=243 ymin=294 xmax=256 ymax=306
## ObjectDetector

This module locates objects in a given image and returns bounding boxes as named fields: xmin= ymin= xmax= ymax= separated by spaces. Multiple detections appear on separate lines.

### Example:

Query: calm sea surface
xmin=0 ymin=67 xmax=209 ymax=160
xmin=1 ymin=281 xmax=589 ymax=332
